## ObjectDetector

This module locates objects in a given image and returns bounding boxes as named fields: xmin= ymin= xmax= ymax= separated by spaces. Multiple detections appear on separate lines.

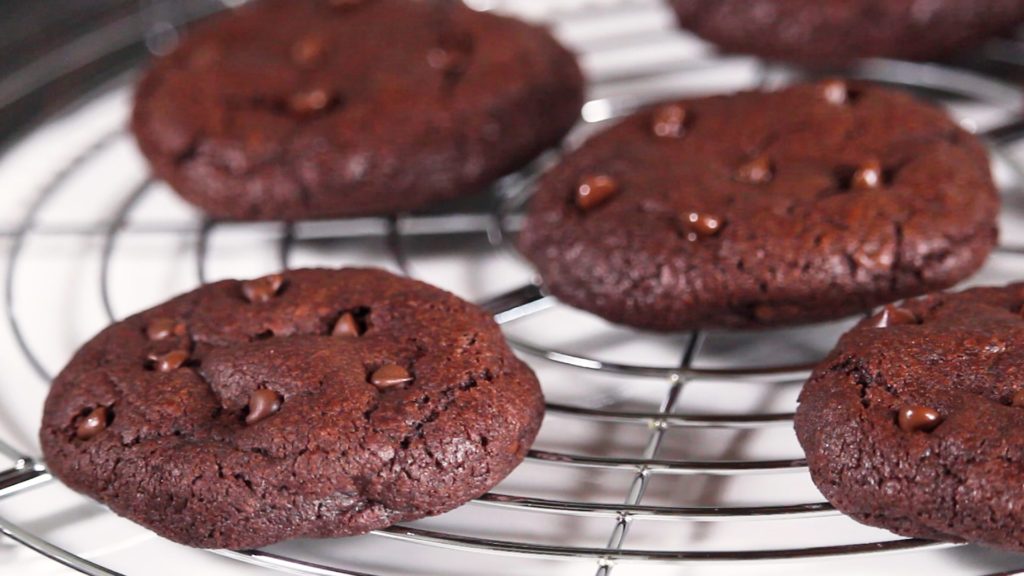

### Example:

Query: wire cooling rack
xmin=5 ymin=1 xmax=1024 ymax=575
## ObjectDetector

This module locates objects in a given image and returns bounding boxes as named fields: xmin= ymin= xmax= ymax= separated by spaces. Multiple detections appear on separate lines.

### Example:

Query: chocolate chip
xmin=146 ymin=318 xmax=185 ymax=341
xmin=870 ymin=304 xmax=917 ymax=328
xmin=985 ymin=342 xmax=1007 ymax=355
xmin=245 ymin=389 xmax=283 ymax=425
xmin=241 ymin=274 xmax=285 ymax=303
xmin=574 ymin=175 xmax=619 ymax=211
xmin=291 ymin=36 xmax=326 ymax=66
xmin=288 ymin=88 xmax=332 ymax=115
xmin=851 ymin=159 xmax=883 ymax=189
xmin=734 ymin=156 xmax=773 ymax=184
xmin=370 ymin=364 xmax=414 ymax=388
xmin=148 ymin=350 xmax=190 ymax=372
xmin=332 ymin=312 xmax=362 ymax=337
xmin=429 ymin=28 xmax=473 ymax=78
xmin=681 ymin=212 xmax=724 ymax=241
xmin=821 ymin=79 xmax=848 ymax=105
xmin=427 ymin=47 xmax=469 ymax=75
xmin=651 ymin=104 xmax=687 ymax=138
xmin=76 ymin=406 xmax=110 ymax=440
xmin=897 ymin=405 xmax=942 ymax=433
xmin=1012 ymin=390 xmax=1024 ymax=407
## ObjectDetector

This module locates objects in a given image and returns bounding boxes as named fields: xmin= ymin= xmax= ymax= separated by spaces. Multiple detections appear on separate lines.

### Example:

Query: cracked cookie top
xmin=796 ymin=283 xmax=1024 ymax=551
xmin=40 ymin=268 xmax=544 ymax=549
xmin=130 ymin=0 xmax=583 ymax=220
xmin=518 ymin=80 xmax=998 ymax=331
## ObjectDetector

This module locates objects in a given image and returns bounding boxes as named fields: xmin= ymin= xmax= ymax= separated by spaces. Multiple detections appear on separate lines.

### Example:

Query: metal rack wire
xmin=3 ymin=1 xmax=1024 ymax=575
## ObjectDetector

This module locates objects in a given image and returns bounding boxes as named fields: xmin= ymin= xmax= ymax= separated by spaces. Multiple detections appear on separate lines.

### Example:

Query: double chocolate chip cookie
xmin=670 ymin=0 xmax=1024 ymax=66
xmin=797 ymin=284 xmax=1024 ymax=551
xmin=518 ymin=80 xmax=998 ymax=331
xmin=40 ymin=268 xmax=544 ymax=549
xmin=132 ymin=0 xmax=584 ymax=220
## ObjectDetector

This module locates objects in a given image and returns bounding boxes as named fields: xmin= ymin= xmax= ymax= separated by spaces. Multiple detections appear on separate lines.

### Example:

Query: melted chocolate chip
xmin=651 ymin=104 xmax=688 ymax=138
xmin=292 ymin=36 xmax=326 ymax=66
xmin=241 ymin=274 xmax=285 ymax=303
xmin=288 ymin=88 xmax=333 ymax=115
xmin=245 ymin=389 xmax=283 ymax=425
xmin=870 ymin=305 xmax=918 ymax=328
xmin=370 ymin=364 xmax=414 ymax=388
xmin=428 ymin=28 xmax=473 ymax=78
xmin=148 ymin=350 xmax=190 ymax=372
xmin=897 ymin=405 xmax=943 ymax=433
xmin=681 ymin=212 xmax=724 ymax=241
xmin=427 ymin=47 xmax=469 ymax=75
xmin=332 ymin=312 xmax=362 ymax=337
xmin=821 ymin=79 xmax=848 ymax=106
xmin=851 ymin=159 xmax=883 ymax=189
xmin=76 ymin=406 xmax=110 ymax=440
xmin=985 ymin=342 xmax=1007 ymax=355
xmin=574 ymin=175 xmax=619 ymax=211
xmin=146 ymin=318 xmax=185 ymax=341
xmin=734 ymin=156 xmax=773 ymax=184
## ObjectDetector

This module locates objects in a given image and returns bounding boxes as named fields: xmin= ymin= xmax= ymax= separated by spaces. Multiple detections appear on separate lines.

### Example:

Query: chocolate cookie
xmin=131 ymin=0 xmax=583 ymax=220
xmin=670 ymin=0 xmax=1024 ymax=66
xmin=40 ymin=268 xmax=543 ymax=549
xmin=796 ymin=284 xmax=1024 ymax=551
xmin=517 ymin=81 xmax=998 ymax=331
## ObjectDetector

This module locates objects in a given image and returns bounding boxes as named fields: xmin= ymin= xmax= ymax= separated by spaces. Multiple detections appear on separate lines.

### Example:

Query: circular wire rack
xmin=4 ymin=1 xmax=1024 ymax=575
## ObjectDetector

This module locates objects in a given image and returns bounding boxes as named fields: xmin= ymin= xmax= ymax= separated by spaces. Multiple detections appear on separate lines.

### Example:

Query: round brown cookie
xmin=131 ymin=0 xmax=583 ymax=220
xmin=796 ymin=284 xmax=1024 ymax=551
xmin=40 ymin=268 xmax=544 ymax=549
xmin=669 ymin=0 xmax=1024 ymax=66
xmin=517 ymin=81 xmax=998 ymax=331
